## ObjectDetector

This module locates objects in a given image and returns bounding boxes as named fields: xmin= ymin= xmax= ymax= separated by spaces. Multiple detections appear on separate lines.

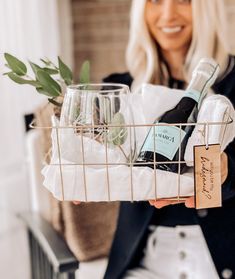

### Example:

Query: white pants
xmin=123 ymin=225 xmax=219 ymax=279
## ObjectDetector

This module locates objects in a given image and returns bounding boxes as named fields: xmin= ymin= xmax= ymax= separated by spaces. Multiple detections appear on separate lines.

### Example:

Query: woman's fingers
xmin=185 ymin=196 xmax=195 ymax=208
xmin=149 ymin=197 xmax=195 ymax=209
xmin=149 ymin=199 xmax=184 ymax=209
xmin=149 ymin=200 xmax=171 ymax=208
xmin=73 ymin=201 xmax=81 ymax=205
xmin=221 ymin=152 xmax=228 ymax=184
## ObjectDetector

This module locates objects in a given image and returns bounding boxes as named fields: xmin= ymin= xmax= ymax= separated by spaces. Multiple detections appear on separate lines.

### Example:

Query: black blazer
xmin=103 ymin=68 xmax=235 ymax=279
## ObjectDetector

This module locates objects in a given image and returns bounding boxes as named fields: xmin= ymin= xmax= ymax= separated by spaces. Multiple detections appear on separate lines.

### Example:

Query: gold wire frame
xmin=30 ymin=115 xmax=233 ymax=202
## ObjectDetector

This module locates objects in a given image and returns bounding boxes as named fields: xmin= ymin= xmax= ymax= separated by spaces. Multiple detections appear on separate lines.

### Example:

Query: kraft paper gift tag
xmin=194 ymin=144 xmax=222 ymax=209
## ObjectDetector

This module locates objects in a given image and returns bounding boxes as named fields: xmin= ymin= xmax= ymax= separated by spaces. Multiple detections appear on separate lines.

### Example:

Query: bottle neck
xmin=184 ymin=72 xmax=213 ymax=106
xmin=177 ymin=94 xmax=197 ymax=113
xmin=183 ymin=89 xmax=200 ymax=104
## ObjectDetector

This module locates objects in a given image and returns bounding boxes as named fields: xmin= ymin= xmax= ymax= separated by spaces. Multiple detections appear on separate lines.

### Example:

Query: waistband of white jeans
xmin=148 ymin=225 xmax=203 ymax=238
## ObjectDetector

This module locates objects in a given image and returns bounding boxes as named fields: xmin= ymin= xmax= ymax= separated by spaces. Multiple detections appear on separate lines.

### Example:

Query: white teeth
xmin=161 ymin=26 xmax=182 ymax=34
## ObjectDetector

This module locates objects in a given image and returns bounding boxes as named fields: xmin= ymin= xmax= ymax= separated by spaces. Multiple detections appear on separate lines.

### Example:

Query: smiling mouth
xmin=161 ymin=26 xmax=183 ymax=34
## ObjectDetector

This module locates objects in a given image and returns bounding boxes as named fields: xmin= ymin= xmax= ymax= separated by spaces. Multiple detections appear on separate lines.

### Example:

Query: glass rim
xmin=67 ymin=83 xmax=130 ymax=93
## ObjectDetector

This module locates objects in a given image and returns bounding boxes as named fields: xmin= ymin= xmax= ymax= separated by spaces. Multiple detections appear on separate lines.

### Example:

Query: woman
xmin=102 ymin=0 xmax=235 ymax=278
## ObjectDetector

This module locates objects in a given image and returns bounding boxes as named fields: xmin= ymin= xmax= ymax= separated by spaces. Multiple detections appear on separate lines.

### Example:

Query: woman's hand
xmin=149 ymin=197 xmax=195 ymax=209
xmin=73 ymin=201 xmax=81 ymax=205
xmin=221 ymin=152 xmax=228 ymax=184
xmin=72 ymin=154 xmax=228 ymax=208
xmin=149 ymin=152 xmax=228 ymax=209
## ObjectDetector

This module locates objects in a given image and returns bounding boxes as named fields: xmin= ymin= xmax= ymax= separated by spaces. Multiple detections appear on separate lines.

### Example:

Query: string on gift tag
xmin=204 ymin=122 xmax=210 ymax=150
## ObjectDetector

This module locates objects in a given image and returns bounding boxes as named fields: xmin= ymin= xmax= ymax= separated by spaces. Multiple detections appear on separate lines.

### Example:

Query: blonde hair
xmin=126 ymin=0 xmax=232 ymax=91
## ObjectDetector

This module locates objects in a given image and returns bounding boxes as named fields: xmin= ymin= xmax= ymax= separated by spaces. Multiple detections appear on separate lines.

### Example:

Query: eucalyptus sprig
xmin=3 ymin=53 xmax=129 ymax=153
xmin=108 ymin=112 xmax=128 ymax=146
xmin=3 ymin=53 xmax=90 ymax=106
xmin=106 ymin=112 xmax=129 ymax=159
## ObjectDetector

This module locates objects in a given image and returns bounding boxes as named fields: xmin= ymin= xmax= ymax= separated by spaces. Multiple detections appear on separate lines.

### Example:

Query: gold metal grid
xmin=31 ymin=115 xmax=233 ymax=202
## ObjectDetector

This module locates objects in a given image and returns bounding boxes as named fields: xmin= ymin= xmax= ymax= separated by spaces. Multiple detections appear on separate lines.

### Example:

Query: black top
xmin=103 ymin=62 xmax=235 ymax=279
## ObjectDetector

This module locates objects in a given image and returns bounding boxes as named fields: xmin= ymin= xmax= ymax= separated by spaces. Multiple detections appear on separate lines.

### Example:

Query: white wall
xmin=0 ymin=1 xmax=73 ymax=278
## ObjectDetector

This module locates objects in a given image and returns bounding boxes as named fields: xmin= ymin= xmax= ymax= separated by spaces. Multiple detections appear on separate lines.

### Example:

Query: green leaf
xmin=43 ymin=67 xmax=58 ymax=75
xmin=48 ymin=98 xmax=63 ymax=107
xmin=36 ymin=87 xmax=52 ymax=96
xmin=4 ymin=53 xmax=27 ymax=76
xmin=58 ymin=56 xmax=72 ymax=85
xmin=29 ymin=61 xmax=41 ymax=76
xmin=30 ymin=62 xmax=58 ymax=79
xmin=79 ymin=60 xmax=90 ymax=84
xmin=40 ymin=58 xmax=51 ymax=66
xmin=29 ymin=61 xmax=58 ymax=77
xmin=108 ymin=112 xmax=128 ymax=146
xmin=7 ymin=72 xmax=40 ymax=87
xmin=3 ymin=71 xmax=12 ymax=76
xmin=36 ymin=70 xmax=61 ymax=97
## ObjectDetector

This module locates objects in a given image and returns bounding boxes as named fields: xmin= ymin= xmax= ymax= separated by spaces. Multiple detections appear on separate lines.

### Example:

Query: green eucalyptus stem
xmin=49 ymin=61 xmax=58 ymax=70
xmin=4 ymin=53 xmax=90 ymax=103
xmin=25 ymin=74 xmax=36 ymax=81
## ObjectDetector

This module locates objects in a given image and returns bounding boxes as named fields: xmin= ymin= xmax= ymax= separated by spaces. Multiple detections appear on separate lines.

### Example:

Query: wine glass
xmin=58 ymin=83 xmax=136 ymax=167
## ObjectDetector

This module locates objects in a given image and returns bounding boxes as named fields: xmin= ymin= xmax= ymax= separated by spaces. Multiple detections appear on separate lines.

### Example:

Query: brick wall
xmin=71 ymin=0 xmax=131 ymax=82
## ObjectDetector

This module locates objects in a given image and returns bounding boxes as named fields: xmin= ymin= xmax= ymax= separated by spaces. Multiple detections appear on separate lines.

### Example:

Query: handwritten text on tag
xmin=194 ymin=144 xmax=222 ymax=209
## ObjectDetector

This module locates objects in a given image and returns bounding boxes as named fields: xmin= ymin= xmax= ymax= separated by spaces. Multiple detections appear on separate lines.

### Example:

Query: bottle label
xmin=141 ymin=124 xmax=186 ymax=160
xmin=184 ymin=89 xmax=200 ymax=103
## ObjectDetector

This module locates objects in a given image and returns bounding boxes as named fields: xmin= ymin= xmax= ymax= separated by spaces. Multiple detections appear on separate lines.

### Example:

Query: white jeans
xmin=123 ymin=225 xmax=219 ymax=279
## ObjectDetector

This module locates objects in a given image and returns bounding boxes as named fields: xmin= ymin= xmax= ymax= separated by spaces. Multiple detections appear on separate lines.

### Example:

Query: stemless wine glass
xmin=58 ymin=83 xmax=136 ymax=167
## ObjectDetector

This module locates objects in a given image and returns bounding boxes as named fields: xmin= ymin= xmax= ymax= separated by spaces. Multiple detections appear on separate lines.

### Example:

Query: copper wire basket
xmin=31 ymin=113 xmax=233 ymax=203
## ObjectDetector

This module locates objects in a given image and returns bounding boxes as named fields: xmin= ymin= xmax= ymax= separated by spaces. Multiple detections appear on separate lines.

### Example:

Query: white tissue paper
xmin=42 ymin=84 xmax=235 ymax=201
xmin=184 ymin=94 xmax=235 ymax=166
